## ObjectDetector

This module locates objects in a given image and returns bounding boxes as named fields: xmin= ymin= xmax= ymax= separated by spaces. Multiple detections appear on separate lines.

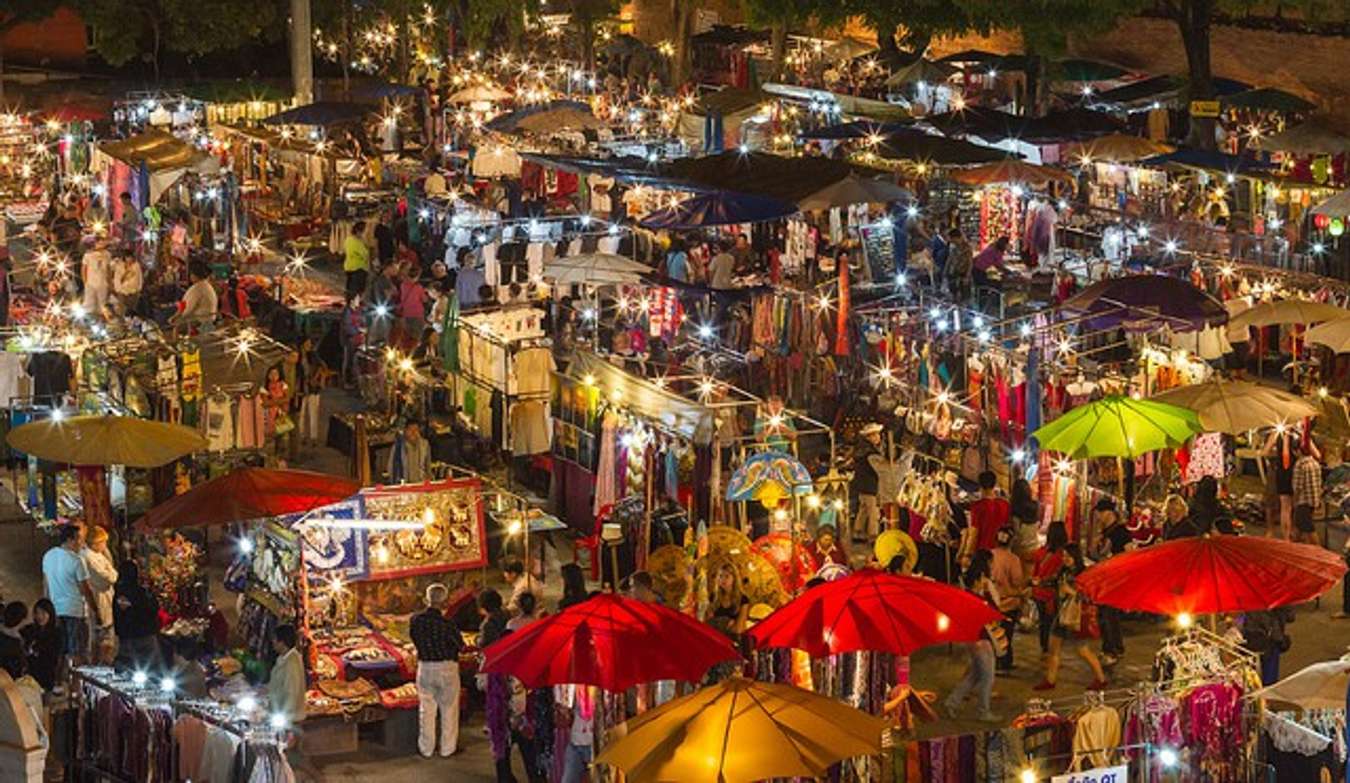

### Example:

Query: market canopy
xmin=797 ymin=174 xmax=912 ymax=210
xmin=514 ymin=106 xmax=606 ymax=133
xmin=796 ymin=120 xmax=911 ymax=141
xmin=935 ymin=49 xmax=1003 ymax=66
xmin=1258 ymin=116 xmax=1350 ymax=156
xmin=663 ymin=151 xmax=851 ymax=203
xmin=925 ymin=106 xmax=1122 ymax=143
xmin=447 ymin=84 xmax=512 ymax=104
xmin=262 ymin=101 xmax=370 ymax=126
xmin=640 ymin=190 xmax=798 ymax=230
xmin=1032 ymin=396 xmax=1202 ymax=459
xmin=136 ymin=468 xmax=361 ymax=530
xmin=1138 ymin=148 xmax=1274 ymax=175
xmin=1053 ymin=58 xmax=1129 ymax=82
xmin=7 ymin=415 xmax=206 ymax=468
xmin=884 ymin=59 xmax=956 ymax=88
xmin=948 ymin=159 xmax=1075 ymax=187
xmin=1061 ymin=274 xmax=1228 ymax=331
xmin=1148 ymin=380 xmax=1319 ymax=434
xmin=875 ymin=130 xmax=1012 ymax=165
xmin=94 ymin=130 xmax=221 ymax=202
xmin=1221 ymin=87 xmax=1316 ymax=114
xmin=1063 ymin=133 xmax=1174 ymax=163
xmin=1311 ymin=189 xmax=1350 ymax=218
xmin=485 ymin=100 xmax=596 ymax=132
xmin=566 ymin=351 xmax=716 ymax=444
xmin=596 ymin=677 xmax=888 ymax=783
xmin=543 ymin=253 xmax=653 ymax=286
xmin=1077 ymin=536 xmax=1345 ymax=615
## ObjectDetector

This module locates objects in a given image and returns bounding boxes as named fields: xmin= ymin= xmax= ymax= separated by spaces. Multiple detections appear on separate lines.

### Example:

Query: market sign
xmin=1052 ymin=765 xmax=1129 ymax=783
xmin=1189 ymin=100 xmax=1220 ymax=118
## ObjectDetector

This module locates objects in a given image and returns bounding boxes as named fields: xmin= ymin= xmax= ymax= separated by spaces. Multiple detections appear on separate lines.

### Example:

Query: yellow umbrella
xmin=7 ymin=415 xmax=207 ymax=468
xmin=1149 ymin=380 xmax=1319 ymax=434
xmin=1305 ymin=316 xmax=1350 ymax=353
xmin=1063 ymin=133 xmax=1173 ymax=163
xmin=1229 ymin=299 xmax=1349 ymax=329
xmin=596 ymin=677 xmax=887 ymax=783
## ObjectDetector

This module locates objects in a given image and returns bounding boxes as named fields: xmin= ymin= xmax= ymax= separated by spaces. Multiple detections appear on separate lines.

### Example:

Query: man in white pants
xmin=409 ymin=583 xmax=464 ymax=758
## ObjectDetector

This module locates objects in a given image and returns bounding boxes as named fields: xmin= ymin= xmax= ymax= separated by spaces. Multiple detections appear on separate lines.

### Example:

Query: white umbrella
xmin=1149 ymin=379 xmax=1319 ymax=434
xmin=1252 ymin=659 xmax=1350 ymax=710
xmin=471 ymin=145 xmax=522 ymax=177
xmin=544 ymin=253 xmax=652 ymax=286
xmin=797 ymin=175 xmax=913 ymax=211
xmin=1229 ymin=299 xmax=1349 ymax=329
xmin=1311 ymin=189 xmax=1350 ymax=218
xmin=448 ymin=85 xmax=512 ymax=104
xmin=1306 ymin=316 xmax=1350 ymax=353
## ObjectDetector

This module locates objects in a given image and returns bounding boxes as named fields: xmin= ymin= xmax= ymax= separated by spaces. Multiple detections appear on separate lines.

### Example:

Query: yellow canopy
xmin=1063 ymin=133 xmax=1173 ymax=163
xmin=949 ymin=160 xmax=1075 ymax=188
xmin=596 ymin=677 xmax=887 ymax=783
xmin=7 ymin=415 xmax=207 ymax=468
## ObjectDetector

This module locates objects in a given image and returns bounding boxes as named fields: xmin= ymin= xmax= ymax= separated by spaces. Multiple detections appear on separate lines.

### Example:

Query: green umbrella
xmin=1032 ymin=395 xmax=1202 ymax=459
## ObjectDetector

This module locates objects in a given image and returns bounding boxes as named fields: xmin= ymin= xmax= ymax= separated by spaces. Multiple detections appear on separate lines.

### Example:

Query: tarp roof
xmin=639 ymin=190 xmax=799 ymax=230
xmin=487 ymin=100 xmax=595 ymax=132
xmin=565 ymin=351 xmax=716 ymax=443
xmin=1138 ymin=148 xmax=1274 ymax=175
xmin=262 ymin=101 xmax=371 ymax=126
xmin=97 ymin=130 xmax=217 ymax=173
xmin=797 ymin=120 xmax=912 ymax=141
xmin=691 ymin=88 xmax=769 ymax=117
xmin=1257 ymin=116 xmax=1350 ymax=156
xmin=1094 ymin=75 xmax=1252 ymax=107
xmin=1221 ymin=87 xmax=1316 ymax=114
xmin=924 ymin=106 xmax=1122 ymax=142
xmin=519 ymin=152 xmax=689 ymax=188
xmin=661 ymin=151 xmax=851 ymax=203
xmin=875 ymin=130 xmax=1013 ymax=165
xmin=691 ymin=25 xmax=769 ymax=47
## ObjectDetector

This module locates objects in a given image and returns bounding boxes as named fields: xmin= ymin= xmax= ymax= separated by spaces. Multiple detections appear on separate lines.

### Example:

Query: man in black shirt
xmin=409 ymin=583 xmax=464 ymax=758
xmin=1093 ymin=500 xmax=1131 ymax=665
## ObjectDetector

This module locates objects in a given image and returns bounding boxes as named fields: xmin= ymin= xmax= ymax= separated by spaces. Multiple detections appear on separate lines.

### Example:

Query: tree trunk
xmin=1025 ymin=54 xmax=1046 ymax=117
xmin=340 ymin=6 xmax=352 ymax=99
xmin=672 ymin=0 xmax=696 ymax=85
xmin=876 ymin=28 xmax=900 ymax=63
xmin=769 ymin=22 xmax=786 ymax=82
xmin=580 ymin=16 xmax=596 ymax=73
xmin=1176 ymin=0 xmax=1216 ymax=149
xmin=0 ymin=37 xmax=6 ymax=108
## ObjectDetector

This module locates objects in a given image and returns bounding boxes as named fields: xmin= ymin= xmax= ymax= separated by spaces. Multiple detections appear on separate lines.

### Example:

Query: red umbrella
xmin=1077 ymin=535 xmax=1346 ymax=615
xmin=480 ymin=593 xmax=739 ymax=691
xmin=746 ymin=569 xmax=1003 ymax=657
xmin=136 ymin=467 xmax=360 ymax=530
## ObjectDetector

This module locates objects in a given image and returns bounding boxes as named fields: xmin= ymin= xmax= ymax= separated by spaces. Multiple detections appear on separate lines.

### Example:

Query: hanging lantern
xmin=1331 ymin=218 xmax=1346 ymax=238
xmin=1314 ymin=213 xmax=1331 ymax=231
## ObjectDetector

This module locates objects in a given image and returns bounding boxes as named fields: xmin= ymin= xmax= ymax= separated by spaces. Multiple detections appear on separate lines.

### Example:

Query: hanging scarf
xmin=834 ymin=260 xmax=850 ymax=356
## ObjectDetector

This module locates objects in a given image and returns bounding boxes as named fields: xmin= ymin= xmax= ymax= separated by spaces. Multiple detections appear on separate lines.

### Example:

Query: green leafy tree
xmin=740 ymin=0 xmax=815 ymax=80
xmin=566 ymin=0 xmax=619 ymax=72
xmin=0 ymin=0 xmax=62 ymax=104
xmin=76 ymin=0 xmax=280 ymax=80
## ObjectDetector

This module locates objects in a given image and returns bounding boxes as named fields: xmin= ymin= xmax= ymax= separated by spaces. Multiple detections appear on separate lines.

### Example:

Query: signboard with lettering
xmin=859 ymin=222 xmax=897 ymax=284
xmin=1052 ymin=764 xmax=1129 ymax=783
xmin=1189 ymin=100 xmax=1220 ymax=118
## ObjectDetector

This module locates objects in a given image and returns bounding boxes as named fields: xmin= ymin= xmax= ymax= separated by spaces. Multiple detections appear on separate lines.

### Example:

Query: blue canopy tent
xmin=1139 ymin=148 xmax=1274 ymax=175
xmin=798 ymin=120 xmax=912 ymax=141
xmin=639 ymin=190 xmax=798 ymax=230
xmin=262 ymin=101 xmax=371 ymax=127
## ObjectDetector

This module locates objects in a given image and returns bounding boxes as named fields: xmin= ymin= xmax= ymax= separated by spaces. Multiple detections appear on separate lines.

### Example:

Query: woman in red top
xmin=1030 ymin=521 xmax=1068 ymax=656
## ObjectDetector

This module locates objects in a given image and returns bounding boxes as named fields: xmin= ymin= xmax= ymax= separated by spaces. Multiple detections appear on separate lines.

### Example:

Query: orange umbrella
xmin=137 ymin=467 xmax=360 ymax=529
xmin=949 ymin=160 xmax=1075 ymax=188
xmin=1063 ymin=133 xmax=1174 ymax=163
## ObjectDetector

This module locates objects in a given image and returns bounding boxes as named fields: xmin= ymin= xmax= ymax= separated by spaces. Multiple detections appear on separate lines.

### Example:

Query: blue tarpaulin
xmin=262 ymin=101 xmax=370 ymax=127
xmin=639 ymin=190 xmax=798 ymax=230
xmin=1139 ymin=148 xmax=1273 ymax=174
